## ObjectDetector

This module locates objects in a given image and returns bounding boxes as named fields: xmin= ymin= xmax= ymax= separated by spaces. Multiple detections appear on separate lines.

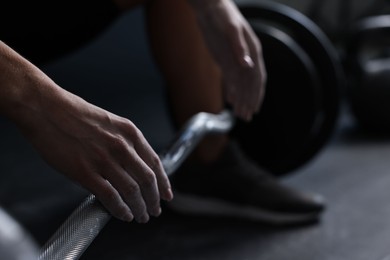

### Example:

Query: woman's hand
xmin=188 ymin=0 xmax=267 ymax=121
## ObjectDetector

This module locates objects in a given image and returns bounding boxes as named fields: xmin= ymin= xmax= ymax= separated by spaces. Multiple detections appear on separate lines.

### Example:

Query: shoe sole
xmin=167 ymin=192 xmax=320 ymax=225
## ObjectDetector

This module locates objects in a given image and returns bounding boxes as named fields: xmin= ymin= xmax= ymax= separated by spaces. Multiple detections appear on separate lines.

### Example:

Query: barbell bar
xmin=38 ymin=109 xmax=235 ymax=260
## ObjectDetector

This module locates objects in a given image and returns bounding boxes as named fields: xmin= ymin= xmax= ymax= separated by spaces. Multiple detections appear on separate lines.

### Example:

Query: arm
xmin=187 ymin=0 xmax=267 ymax=121
xmin=0 ymin=40 xmax=173 ymax=223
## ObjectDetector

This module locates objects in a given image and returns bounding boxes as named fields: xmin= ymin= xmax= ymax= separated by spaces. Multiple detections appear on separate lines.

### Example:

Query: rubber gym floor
xmin=1 ymin=7 xmax=390 ymax=260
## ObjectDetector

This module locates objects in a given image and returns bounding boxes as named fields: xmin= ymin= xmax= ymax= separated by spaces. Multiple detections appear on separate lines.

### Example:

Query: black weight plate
xmin=345 ymin=15 xmax=390 ymax=80
xmin=344 ymin=15 xmax=390 ymax=132
xmin=234 ymin=0 xmax=343 ymax=175
xmin=231 ymin=22 xmax=322 ymax=175
xmin=346 ymin=15 xmax=390 ymax=62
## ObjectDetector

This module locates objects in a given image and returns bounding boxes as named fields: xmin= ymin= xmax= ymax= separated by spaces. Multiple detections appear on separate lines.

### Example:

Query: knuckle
xmin=226 ymin=20 xmax=239 ymax=33
xmin=122 ymin=183 xmax=140 ymax=198
xmin=110 ymin=135 xmax=128 ymax=154
xmin=120 ymin=117 xmax=135 ymax=128
xmin=149 ymin=154 xmax=162 ymax=172
xmin=98 ymin=184 xmax=117 ymax=201
xmin=138 ymin=170 xmax=156 ymax=187
xmin=226 ymin=24 xmax=241 ymax=41
xmin=122 ymin=120 xmax=141 ymax=139
xmin=96 ymin=186 xmax=129 ymax=214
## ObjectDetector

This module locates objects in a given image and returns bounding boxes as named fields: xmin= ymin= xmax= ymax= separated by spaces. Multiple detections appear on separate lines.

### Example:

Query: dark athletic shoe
xmin=167 ymin=140 xmax=325 ymax=225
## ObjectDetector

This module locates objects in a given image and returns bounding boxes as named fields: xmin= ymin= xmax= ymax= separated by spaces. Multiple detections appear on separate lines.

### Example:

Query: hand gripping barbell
xmin=38 ymin=110 xmax=235 ymax=260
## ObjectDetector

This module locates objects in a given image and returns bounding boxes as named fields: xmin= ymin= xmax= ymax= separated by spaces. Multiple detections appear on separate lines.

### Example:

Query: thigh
xmin=0 ymin=0 xmax=121 ymax=65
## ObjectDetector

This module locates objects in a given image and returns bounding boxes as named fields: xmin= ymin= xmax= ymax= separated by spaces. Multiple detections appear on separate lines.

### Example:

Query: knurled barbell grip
xmin=38 ymin=109 xmax=234 ymax=260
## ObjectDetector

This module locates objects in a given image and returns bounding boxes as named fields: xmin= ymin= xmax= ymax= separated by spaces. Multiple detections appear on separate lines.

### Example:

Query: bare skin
xmin=145 ymin=0 xmax=267 ymax=162
xmin=188 ymin=0 xmax=267 ymax=121
xmin=0 ymin=41 xmax=172 ymax=223
xmin=0 ymin=0 xmax=266 ymax=223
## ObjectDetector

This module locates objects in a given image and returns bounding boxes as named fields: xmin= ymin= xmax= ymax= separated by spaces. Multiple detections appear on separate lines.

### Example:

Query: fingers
xmin=89 ymin=177 xmax=134 ymax=222
xmin=224 ymin=80 xmax=248 ymax=120
xmin=120 ymin=126 xmax=173 ymax=221
xmin=229 ymin=23 xmax=254 ymax=69
xmin=123 ymin=149 xmax=161 ymax=219
xmin=94 ymin=122 xmax=173 ymax=224
xmin=106 ymin=163 xmax=154 ymax=223
xmin=229 ymin=25 xmax=261 ymax=122
xmin=134 ymin=137 xmax=173 ymax=202
xmin=226 ymin=22 xmax=267 ymax=121
xmin=88 ymin=159 xmax=153 ymax=223
xmin=244 ymin=25 xmax=267 ymax=113
xmin=117 ymin=131 xmax=172 ymax=223
xmin=191 ymin=0 xmax=266 ymax=121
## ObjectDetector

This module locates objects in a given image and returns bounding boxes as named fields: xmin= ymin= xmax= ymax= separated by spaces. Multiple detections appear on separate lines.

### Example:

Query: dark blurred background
xmin=2 ymin=1 xmax=390 ymax=259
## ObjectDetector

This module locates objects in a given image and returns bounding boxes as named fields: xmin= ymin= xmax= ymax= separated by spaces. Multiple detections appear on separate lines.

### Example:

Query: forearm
xmin=0 ymin=41 xmax=71 ymax=130
xmin=0 ymin=41 xmax=172 ymax=223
